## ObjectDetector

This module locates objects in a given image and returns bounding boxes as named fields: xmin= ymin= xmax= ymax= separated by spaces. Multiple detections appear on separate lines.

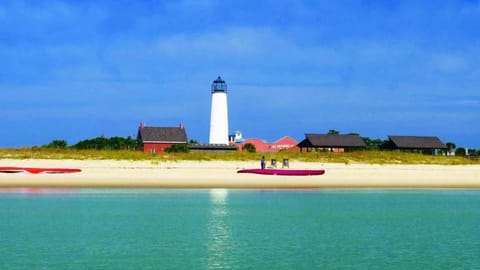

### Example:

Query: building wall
xmin=270 ymin=136 xmax=298 ymax=152
xmin=209 ymin=92 xmax=229 ymax=145
xmin=241 ymin=136 xmax=299 ymax=152
xmin=241 ymin=138 xmax=271 ymax=152
xmin=143 ymin=143 xmax=174 ymax=153
xmin=299 ymin=147 xmax=345 ymax=152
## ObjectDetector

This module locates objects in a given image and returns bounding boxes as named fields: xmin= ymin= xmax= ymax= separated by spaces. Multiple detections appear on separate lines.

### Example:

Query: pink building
xmin=240 ymin=136 xmax=298 ymax=152
xmin=270 ymin=136 xmax=299 ymax=152
xmin=242 ymin=138 xmax=271 ymax=152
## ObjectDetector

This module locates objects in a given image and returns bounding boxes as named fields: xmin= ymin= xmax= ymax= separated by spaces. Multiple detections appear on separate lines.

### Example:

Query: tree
xmin=125 ymin=136 xmax=141 ymax=150
xmin=362 ymin=137 xmax=386 ymax=150
xmin=188 ymin=139 xmax=199 ymax=145
xmin=446 ymin=142 xmax=456 ymax=154
xmin=455 ymin=147 xmax=467 ymax=156
xmin=43 ymin=139 xmax=68 ymax=149
xmin=71 ymin=136 xmax=139 ymax=150
xmin=242 ymin=143 xmax=256 ymax=153
xmin=470 ymin=149 xmax=479 ymax=156
xmin=328 ymin=129 xmax=340 ymax=135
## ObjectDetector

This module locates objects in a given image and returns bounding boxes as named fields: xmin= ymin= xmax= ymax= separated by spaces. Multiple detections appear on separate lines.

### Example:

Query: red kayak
xmin=0 ymin=167 xmax=81 ymax=174
xmin=237 ymin=168 xmax=325 ymax=176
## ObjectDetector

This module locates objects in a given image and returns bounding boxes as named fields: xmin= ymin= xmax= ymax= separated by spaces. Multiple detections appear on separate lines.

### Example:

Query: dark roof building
xmin=298 ymin=133 xmax=366 ymax=151
xmin=138 ymin=127 xmax=187 ymax=143
xmin=387 ymin=136 xmax=447 ymax=150
xmin=137 ymin=124 xmax=187 ymax=153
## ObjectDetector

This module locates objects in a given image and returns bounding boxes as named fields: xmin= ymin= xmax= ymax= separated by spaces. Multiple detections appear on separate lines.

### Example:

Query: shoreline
xmin=0 ymin=159 xmax=479 ymax=189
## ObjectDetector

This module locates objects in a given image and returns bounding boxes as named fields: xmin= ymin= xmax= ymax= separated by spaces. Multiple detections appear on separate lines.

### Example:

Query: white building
xmin=209 ymin=76 xmax=229 ymax=145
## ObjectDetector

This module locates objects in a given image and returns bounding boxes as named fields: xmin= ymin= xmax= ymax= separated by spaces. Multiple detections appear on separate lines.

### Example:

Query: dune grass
xmin=0 ymin=148 xmax=478 ymax=165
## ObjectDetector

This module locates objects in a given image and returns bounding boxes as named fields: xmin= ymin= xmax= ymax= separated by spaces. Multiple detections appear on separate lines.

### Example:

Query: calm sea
xmin=1 ymin=189 xmax=480 ymax=269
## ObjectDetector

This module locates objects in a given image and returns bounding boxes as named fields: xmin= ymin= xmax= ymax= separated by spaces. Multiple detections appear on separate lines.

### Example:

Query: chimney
xmin=179 ymin=123 xmax=184 ymax=130
xmin=140 ymin=122 xmax=145 ymax=129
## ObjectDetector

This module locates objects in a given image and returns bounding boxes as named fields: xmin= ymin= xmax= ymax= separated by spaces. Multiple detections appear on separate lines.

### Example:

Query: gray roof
xmin=138 ymin=127 xmax=187 ymax=143
xmin=388 ymin=136 xmax=446 ymax=149
xmin=299 ymin=134 xmax=366 ymax=148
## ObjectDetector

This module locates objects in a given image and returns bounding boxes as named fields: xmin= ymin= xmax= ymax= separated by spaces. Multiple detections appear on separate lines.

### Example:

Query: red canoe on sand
xmin=0 ymin=167 xmax=81 ymax=174
xmin=237 ymin=168 xmax=325 ymax=176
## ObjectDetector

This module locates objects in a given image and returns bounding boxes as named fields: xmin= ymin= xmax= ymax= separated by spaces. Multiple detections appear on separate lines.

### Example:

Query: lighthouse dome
xmin=211 ymin=76 xmax=227 ymax=93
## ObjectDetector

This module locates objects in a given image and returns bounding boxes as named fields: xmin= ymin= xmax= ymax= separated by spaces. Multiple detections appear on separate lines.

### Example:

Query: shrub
xmin=242 ymin=143 xmax=256 ymax=153
xmin=165 ymin=144 xmax=189 ymax=153
xmin=455 ymin=147 xmax=467 ymax=156
xmin=43 ymin=139 xmax=68 ymax=149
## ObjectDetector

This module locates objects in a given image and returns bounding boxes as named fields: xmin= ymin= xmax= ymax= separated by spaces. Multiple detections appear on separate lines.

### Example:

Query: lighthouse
xmin=209 ymin=76 xmax=229 ymax=145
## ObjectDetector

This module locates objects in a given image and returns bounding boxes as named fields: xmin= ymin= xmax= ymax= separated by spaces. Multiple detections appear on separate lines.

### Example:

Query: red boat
xmin=237 ymin=168 xmax=325 ymax=176
xmin=0 ymin=167 xmax=81 ymax=174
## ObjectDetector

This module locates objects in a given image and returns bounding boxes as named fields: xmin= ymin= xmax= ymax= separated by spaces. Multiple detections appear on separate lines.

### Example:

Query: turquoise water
xmin=1 ymin=189 xmax=480 ymax=269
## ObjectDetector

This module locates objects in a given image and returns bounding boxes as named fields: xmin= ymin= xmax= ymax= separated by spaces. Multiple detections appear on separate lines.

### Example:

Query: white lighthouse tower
xmin=209 ymin=76 xmax=229 ymax=145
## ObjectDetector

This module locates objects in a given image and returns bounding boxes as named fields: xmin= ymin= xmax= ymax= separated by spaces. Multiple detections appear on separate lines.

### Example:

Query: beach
xmin=0 ymin=159 xmax=479 ymax=189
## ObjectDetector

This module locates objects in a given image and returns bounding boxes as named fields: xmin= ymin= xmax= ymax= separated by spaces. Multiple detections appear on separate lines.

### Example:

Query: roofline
xmin=141 ymin=126 xmax=185 ymax=130
xmin=387 ymin=135 xmax=441 ymax=138
xmin=393 ymin=146 xmax=447 ymax=149
xmin=272 ymin=136 xmax=297 ymax=143
xmin=242 ymin=138 xmax=268 ymax=143
xmin=143 ymin=141 xmax=187 ymax=144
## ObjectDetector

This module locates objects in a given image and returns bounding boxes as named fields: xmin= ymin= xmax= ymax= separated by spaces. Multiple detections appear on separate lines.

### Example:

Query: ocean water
xmin=1 ymin=189 xmax=480 ymax=269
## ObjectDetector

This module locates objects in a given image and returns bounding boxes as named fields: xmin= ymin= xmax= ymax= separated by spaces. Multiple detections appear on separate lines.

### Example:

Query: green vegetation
xmin=42 ymin=139 xmax=68 ymax=149
xmin=165 ymin=144 xmax=189 ymax=153
xmin=242 ymin=143 xmax=256 ymax=153
xmin=71 ymin=136 xmax=140 ymax=150
xmin=1 ymin=134 xmax=477 ymax=165
xmin=1 ymin=148 xmax=478 ymax=165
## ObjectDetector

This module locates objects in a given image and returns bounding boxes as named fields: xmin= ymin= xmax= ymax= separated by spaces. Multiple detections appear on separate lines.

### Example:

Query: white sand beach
xmin=0 ymin=159 xmax=479 ymax=189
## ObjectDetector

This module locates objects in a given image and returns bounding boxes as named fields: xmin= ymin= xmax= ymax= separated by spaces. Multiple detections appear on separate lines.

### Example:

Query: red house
xmin=137 ymin=123 xmax=188 ymax=153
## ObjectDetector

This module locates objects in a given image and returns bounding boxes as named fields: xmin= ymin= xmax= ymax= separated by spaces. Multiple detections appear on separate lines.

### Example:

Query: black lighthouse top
xmin=211 ymin=76 xmax=227 ymax=93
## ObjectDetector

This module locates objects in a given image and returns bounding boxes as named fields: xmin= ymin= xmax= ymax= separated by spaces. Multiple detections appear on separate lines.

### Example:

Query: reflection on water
xmin=210 ymin=189 xmax=228 ymax=205
xmin=207 ymin=189 xmax=231 ymax=269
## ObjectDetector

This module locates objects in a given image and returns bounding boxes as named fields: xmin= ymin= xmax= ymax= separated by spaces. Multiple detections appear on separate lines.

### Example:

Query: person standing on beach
xmin=261 ymin=156 xmax=266 ymax=169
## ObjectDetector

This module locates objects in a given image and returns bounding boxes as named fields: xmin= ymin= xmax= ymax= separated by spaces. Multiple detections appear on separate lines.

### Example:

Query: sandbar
xmin=0 ymin=159 xmax=479 ymax=189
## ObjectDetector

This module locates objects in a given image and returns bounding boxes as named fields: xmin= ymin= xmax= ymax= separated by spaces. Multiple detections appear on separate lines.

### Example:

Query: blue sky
xmin=1 ymin=0 xmax=479 ymax=148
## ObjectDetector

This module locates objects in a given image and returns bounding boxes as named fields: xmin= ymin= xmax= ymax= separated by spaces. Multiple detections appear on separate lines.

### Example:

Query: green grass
xmin=0 ymin=148 xmax=478 ymax=165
